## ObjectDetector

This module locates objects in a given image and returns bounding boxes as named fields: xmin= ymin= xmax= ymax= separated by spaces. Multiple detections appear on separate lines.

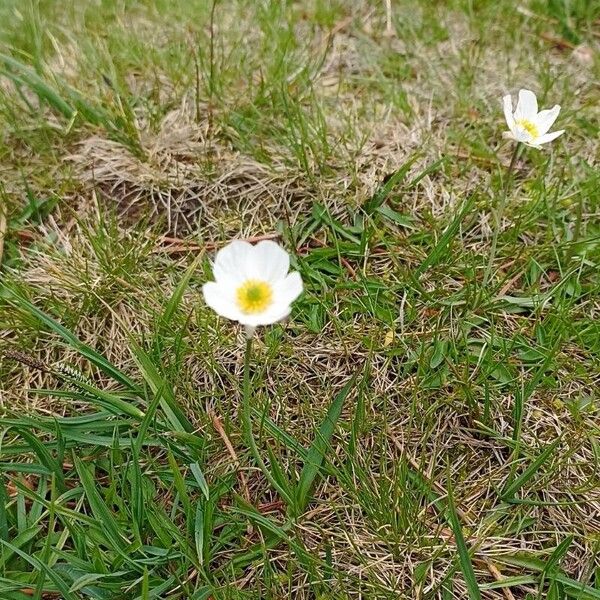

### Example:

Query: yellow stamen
xmin=236 ymin=280 xmax=273 ymax=314
xmin=516 ymin=119 xmax=539 ymax=139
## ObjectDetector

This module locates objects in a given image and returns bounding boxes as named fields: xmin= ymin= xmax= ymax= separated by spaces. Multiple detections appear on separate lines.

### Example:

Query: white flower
xmin=503 ymin=89 xmax=564 ymax=148
xmin=202 ymin=240 xmax=303 ymax=329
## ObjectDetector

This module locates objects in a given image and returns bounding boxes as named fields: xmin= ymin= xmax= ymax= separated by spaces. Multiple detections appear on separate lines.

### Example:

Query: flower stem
xmin=241 ymin=337 xmax=292 ymax=504
xmin=483 ymin=142 xmax=521 ymax=287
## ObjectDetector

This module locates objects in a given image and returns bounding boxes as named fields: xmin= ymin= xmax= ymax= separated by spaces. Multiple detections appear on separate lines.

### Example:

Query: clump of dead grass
xmin=69 ymin=99 xmax=320 ymax=236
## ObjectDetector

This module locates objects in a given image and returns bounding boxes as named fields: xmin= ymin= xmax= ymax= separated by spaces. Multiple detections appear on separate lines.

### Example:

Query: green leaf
xmin=250 ymin=408 xmax=308 ymax=460
xmin=73 ymin=456 xmax=128 ymax=551
xmin=446 ymin=484 xmax=482 ymax=600
xmin=129 ymin=341 xmax=193 ymax=433
xmin=480 ymin=575 xmax=537 ymax=590
xmin=68 ymin=380 xmax=145 ymax=420
xmin=295 ymin=374 xmax=356 ymax=513
xmin=190 ymin=462 xmax=210 ymax=501
xmin=12 ymin=428 xmax=66 ymax=492
xmin=5 ymin=290 xmax=139 ymax=391
xmin=166 ymin=450 xmax=191 ymax=514
xmin=414 ymin=195 xmax=475 ymax=277
xmin=0 ymin=53 xmax=75 ymax=118
xmin=501 ymin=437 xmax=561 ymax=500
xmin=0 ymin=525 xmax=42 ymax=568
xmin=0 ymin=539 xmax=77 ymax=600
xmin=161 ymin=255 xmax=202 ymax=326
xmin=194 ymin=501 xmax=205 ymax=566
xmin=312 ymin=203 xmax=361 ymax=243
xmin=266 ymin=444 xmax=293 ymax=499
xmin=0 ymin=477 xmax=8 ymax=542
xmin=540 ymin=535 xmax=574 ymax=596
xmin=376 ymin=204 xmax=416 ymax=229
xmin=494 ymin=554 xmax=600 ymax=599
xmin=363 ymin=154 xmax=420 ymax=214
xmin=544 ymin=535 xmax=574 ymax=575
xmin=129 ymin=435 xmax=145 ymax=542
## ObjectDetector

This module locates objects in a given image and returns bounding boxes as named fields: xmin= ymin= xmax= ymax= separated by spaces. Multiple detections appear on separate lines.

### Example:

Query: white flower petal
xmin=213 ymin=240 xmax=254 ymax=284
xmin=503 ymin=94 xmax=515 ymax=131
xmin=202 ymin=281 xmax=243 ymax=321
xmin=535 ymin=130 xmax=564 ymax=145
xmin=515 ymin=89 xmax=538 ymax=120
xmin=250 ymin=240 xmax=290 ymax=282
xmin=240 ymin=304 xmax=292 ymax=327
xmin=534 ymin=105 xmax=561 ymax=136
xmin=273 ymin=271 xmax=303 ymax=306
xmin=263 ymin=304 xmax=293 ymax=324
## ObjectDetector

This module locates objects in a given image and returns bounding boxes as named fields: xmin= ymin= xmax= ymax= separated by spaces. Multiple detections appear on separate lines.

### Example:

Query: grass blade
xmin=495 ymin=554 xmax=600 ymax=599
xmin=501 ymin=437 xmax=561 ymax=500
xmin=161 ymin=255 xmax=202 ymax=326
xmin=414 ymin=195 xmax=475 ymax=277
xmin=73 ymin=456 xmax=128 ymax=551
xmin=129 ymin=341 xmax=193 ymax=433
xmin=12 ymin=428 xmax=66 ymax=492
xmin=0 ymin=53 xmax=75 ymax=118
xmin=5 ymin=290 xmax=139 ymax=391
xmin=190 ymin=462 xmax=210 ymax=501
xmin=194 ymin=500 xmax=205 ymax=566
xmin=446 ymin=483 xmax=482 ymax=600
xmin=0 ymin=539 xmax=77 ymax=599
xmin=295 ymin=374 xmax=356 ymax=514
xmin=363 ymin=153 xmax=421 ymax=214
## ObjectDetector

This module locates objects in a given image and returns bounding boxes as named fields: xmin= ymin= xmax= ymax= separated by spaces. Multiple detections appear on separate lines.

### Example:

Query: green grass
xmin=1 ymin=0 xmax=600 ymax=598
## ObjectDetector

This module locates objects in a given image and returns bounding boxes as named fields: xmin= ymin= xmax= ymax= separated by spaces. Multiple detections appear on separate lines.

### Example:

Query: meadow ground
xmin=0 ymin=1 xmax=599 ymax=598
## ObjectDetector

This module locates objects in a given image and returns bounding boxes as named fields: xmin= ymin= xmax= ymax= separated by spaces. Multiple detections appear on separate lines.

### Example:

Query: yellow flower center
xmin=516 ymin=119 xmax=539 ymax=139
xmin=236 ymin=279 xmax=273 ymax=314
